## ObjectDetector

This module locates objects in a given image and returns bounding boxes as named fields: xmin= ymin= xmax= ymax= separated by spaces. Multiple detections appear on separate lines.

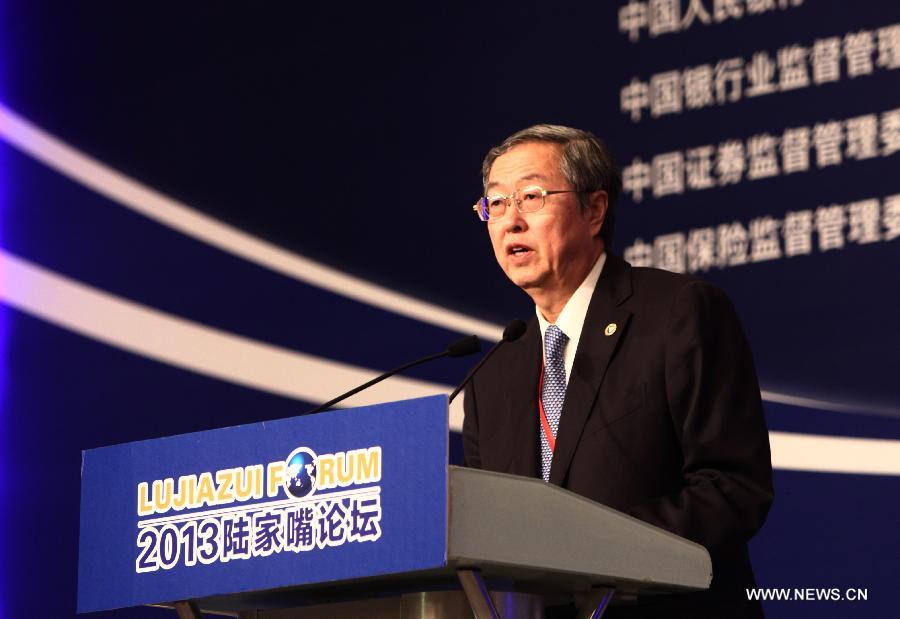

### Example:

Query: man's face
xmin=486 ymin=141 xmax=604 ymax=298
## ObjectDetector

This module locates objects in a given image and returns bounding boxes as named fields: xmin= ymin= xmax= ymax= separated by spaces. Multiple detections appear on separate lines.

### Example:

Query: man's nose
xmin=500 ymin=200 xmax=526 ymax=231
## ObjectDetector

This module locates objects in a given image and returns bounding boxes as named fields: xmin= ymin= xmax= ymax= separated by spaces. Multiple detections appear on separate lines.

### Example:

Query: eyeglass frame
xmin=472 ymin=185 xmax=596 ymax=222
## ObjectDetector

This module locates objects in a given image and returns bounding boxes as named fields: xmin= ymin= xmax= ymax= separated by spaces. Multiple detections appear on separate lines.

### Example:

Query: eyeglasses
xmin=472 ymin=185 xmax=583 ymax=222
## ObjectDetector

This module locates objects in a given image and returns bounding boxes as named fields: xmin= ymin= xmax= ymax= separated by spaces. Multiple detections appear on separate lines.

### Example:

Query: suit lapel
xmin=549 ymin=255 xmax=634 ymax=486
xmin=504 ymin=319 xmax=542 ymax=478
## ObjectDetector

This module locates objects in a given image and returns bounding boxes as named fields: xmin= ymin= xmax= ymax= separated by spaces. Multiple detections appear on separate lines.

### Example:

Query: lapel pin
xmin=604 ymin=323 xmax=617 ymax=336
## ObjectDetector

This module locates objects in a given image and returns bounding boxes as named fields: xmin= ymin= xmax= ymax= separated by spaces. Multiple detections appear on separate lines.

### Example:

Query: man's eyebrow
xmin=519 ymin=173 xmax=548 ymax=182
xmin=485 ymin=173 xmax=549 ymax=193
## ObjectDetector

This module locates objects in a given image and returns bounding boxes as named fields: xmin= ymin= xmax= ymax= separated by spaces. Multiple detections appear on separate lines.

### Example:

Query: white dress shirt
xmin=536 ymin=252 xmax=607 ymax=384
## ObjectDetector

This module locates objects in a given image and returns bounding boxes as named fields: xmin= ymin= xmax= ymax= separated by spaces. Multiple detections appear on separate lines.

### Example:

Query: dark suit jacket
xmin=463 ymin=253 xmax=774 ymax=618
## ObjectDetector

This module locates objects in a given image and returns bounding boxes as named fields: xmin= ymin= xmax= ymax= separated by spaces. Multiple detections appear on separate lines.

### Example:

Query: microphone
xmin=306 ymin=335 xmax=481 ymax=414
xmin=448 ymin=319 xmax=527 ymax=403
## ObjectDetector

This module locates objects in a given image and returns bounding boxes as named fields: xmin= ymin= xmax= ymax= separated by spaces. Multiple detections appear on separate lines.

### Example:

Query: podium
xmin=78 ymin=395 xmax=711 ymax=618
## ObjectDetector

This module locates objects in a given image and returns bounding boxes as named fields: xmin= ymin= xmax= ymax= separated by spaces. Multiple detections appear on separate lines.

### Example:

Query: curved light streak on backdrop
xmin=1 ymin=102 xmax=898 ymax=476
xmin=0 ymin=250 xmax=463 ymax=422
xmin=0 ymin=103 xmax=503 ymax=342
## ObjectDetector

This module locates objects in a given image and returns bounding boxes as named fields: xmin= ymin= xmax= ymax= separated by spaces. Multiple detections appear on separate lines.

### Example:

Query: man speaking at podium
xmin=462 ymin=125 xmax=773 ymax=618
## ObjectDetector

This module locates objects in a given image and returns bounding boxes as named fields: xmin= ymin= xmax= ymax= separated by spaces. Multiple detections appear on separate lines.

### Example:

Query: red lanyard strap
xmin=538 ymin=363 xmax=556 ymax=453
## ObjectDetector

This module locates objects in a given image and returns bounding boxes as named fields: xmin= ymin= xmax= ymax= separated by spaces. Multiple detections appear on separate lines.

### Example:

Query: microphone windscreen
xmin=446 ymin=335 xmax=481 ymax=358
xmin=502 ymin=319 xmax=527 ymax=342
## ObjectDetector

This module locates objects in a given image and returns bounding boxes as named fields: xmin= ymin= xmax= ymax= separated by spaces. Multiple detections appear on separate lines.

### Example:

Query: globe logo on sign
xmin=284 ymin=447 xmax=318 ymax=498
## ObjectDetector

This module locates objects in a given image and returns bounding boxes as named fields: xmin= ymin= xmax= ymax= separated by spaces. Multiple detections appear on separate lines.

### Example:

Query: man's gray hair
xmin=481 ymin=124 xmax=623 ymax=248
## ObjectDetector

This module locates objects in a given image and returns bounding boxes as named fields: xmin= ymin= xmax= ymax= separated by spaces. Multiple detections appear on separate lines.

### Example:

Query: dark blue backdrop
xmin=1 ymin=2 xmax=898 ymax=618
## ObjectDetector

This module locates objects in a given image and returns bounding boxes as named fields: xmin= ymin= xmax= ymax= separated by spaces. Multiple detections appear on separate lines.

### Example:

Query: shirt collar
xmin=536 ymin=251 xmax=606 ymax=354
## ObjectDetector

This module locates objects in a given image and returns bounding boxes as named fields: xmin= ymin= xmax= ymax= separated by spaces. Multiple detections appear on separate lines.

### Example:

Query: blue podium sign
xmin=77 ymin=394 xmax=449 ymax=613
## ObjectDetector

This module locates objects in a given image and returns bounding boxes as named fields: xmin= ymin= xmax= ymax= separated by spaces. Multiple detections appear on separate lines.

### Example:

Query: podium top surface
xmin=447 ymin=467 xmax=711 ymax=591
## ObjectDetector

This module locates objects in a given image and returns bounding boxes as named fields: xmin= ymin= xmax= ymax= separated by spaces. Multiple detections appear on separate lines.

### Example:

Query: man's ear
xmin=586 ymin=190 xmax=608 ymax=238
